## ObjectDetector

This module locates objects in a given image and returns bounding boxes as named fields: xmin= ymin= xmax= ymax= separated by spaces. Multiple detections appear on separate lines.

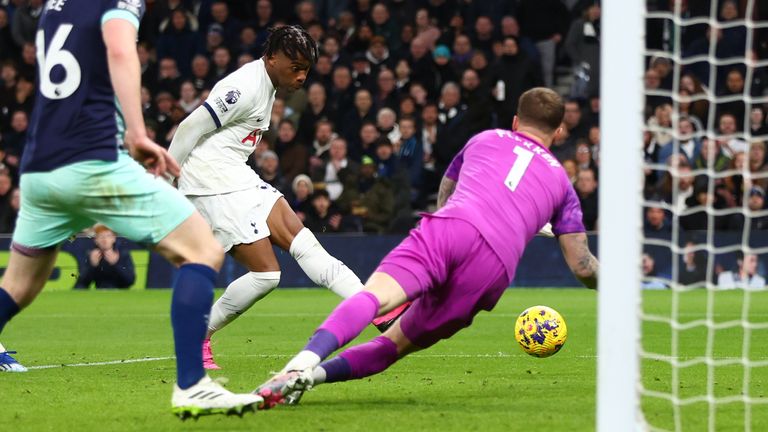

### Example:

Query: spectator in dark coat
xmin=75 ymin=226 xmax=136 ymax=289
xmin=10 ymin=0 xmax=42 ymax=47
xmin=156 ymin=9 xmax=202 ymax=78
xmin=304 ymin=190 xmax=344 ymax=234
xmin=489 ymin=36 xmax=543 ymax=129
xmin=434 ymin=82 xmax=470 ymax=177
xmin=575 ymin=168 xmax=599 ymax=231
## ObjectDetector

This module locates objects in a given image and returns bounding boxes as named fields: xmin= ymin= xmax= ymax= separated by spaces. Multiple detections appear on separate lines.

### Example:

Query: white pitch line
xmin=22 ymin=352 xmax=768 ymax=370
xmin=27 ymin=356 xmax=174 ymax=370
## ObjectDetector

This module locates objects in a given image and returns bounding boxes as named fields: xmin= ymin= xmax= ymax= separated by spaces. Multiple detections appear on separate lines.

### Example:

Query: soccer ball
xmin=514 ymin=305 xmax=568 ymax=358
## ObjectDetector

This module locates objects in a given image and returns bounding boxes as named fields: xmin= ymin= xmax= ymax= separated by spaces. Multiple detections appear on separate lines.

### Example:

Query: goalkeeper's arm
xmin=558 ymin=232 xmax=599 ymax=289
xmin=168 ymin=105 xmax=218 ymax=169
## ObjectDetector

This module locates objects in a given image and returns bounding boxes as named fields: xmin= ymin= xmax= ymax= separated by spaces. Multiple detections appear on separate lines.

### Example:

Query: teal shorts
xmin=14 ymin=152 xmax=194 ymax=249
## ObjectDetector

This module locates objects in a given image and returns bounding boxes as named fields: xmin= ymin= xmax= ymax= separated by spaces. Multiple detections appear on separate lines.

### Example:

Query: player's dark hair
xmin=263 ymin=25 xmax=319 ymax=64
xmin=517 ymin=87 xmax=565 ymax=133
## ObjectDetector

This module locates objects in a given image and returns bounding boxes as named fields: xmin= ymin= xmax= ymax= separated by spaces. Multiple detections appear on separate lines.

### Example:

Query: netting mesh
xmin=639 ymin=1 xmax=768 ymax=430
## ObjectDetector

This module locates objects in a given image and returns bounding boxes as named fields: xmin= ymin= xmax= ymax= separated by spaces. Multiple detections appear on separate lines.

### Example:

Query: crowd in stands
xmin=0 ymin=0 xmax=767 ymax=239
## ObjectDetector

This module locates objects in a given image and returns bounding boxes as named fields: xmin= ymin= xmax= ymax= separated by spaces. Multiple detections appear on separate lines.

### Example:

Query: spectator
xmin=658 ymin=116 xmax=702 ymax=166
xmin=178 ymin=81 xmax=201 ymax=113
xmin=347 ymin=22 xmax=374 ymax=55
xmin=0 ymin=7 xmax=18 ymax=62
xmin=644 ymin=205 xmax=671 ymax=235
xmin=254 ymin=150 xmax=289 ymax=195
xmin=289 ymin=174 xmax=313 ymax=221
xmin=10 ymin=0 xmax=42 ymax=47
xmin=3 ymin=110 xmax=27 ymax=175
xmin=311 ymin=137 xmax=358 ymax=201
xmin=679 ymin=178 xmax=728 ymax=231
xmin=322 ymin=35 xmax=350 ymax=69
xmin=75 ymin=226 xmax=136 ymax=290
xmin=351 ymin=121 xmax=380 ymax=162
xmin=393 ymin=59 xmax=412 ymax=92
xmin=563 ymin=159 xmax=578 ymax=184
xmin=433 ymin=45 xmax=458 ymax=93
xmin=434 ymin=82 xmax=470 ymax=177
xmin=716 ymin=68 xmax=747 ymax=125
xmin=489 ymin=36 xmax=543 ymax=129
xmin=407 ymin=37 xmax=438 ymax=98
xmin=641 ymin=253 xmax=668 ymax=290
xmin=156 ymin=9 xmax=201 ymax=78
xmin=138 ymin=42 xmax=158 ymax=93
xmin=309 ymin=119 xmax=337 ymax=163
xmin=374 ymin=138 xmax=412 ymax=231
xmin=749 ymin=140 xmax=768 ymax=190
xmin=0 ymin=61 xmax=18 ymax=129
xmin=565 ymin=2 xmax=601 ymax=98
xmin=717 ymin=112 xmax=748 ymax=157
xmin=717 ymin=252 xmax=765 ymax=290
xmin=750 ymin=106 xmax=768 ymax=138
xmin=563 ymin=99 xmax=590 ymax=143
xmin=679 ymin=241 xmax=708 ymax=285
xmin=459 ymin=68 xmax=492 ymax=136
xmin=677 ymin=89 xmax=704 ymax=132
xmin=470 ymin=15 xmax=496 ymax=61
xmin=336 ymin=155 xmax=395 ymax=234
xmin=17 ymin=42 xmax=35 ymax=81
xmin=693 ymin=137 xmax=731 ymax=172
xmin=366 ymin=36 xmax=394 ymax=74
xmin=342 ymin=88 xmax=375 ymax=147
xmin=726 ymin=186 xmax=768 ymax=231
xmin=376 ymin=107 xmax=400 ymax=146
xmin=653 ymin=158 xmax=695 ymax=211
xmin=273 ymin=119 xmax=308 ymax=184
xmin=190 ymin=55 xmax=215 ymax=92
xmin=723 ymin=152 xmax=748 ymax=207
xmin=304 ymin=189 xmax=344 ymax=234
xmin=499 ymin=15 xmax=540 ymax=63
xmin=350 ymin=52 xmax=373 ymax=90
xmin=370 ymin=2 xmax=400 ymax=51
xmin=209 ymin=1 xmax=242 ymax=52
xmin=575 ymin=167 xmax=598 ymax=231
xmin=156 ymin=57 xmax=183 ymax=98
xmin=518 ymin=0 xmax=569 ymax=87
xmin=372 ymin=68 xmax=399 ymax=112
xmin=574 ymin=139 xmax=596 ymax=172
xmin=211 ymin=46 xmax=234 ymax=81
xmin=297 ymin=82 xmax=331 ymax=144
xmin=294 ymin=0 xmax=318 ymax=28
xmin=679 ymin=73 xmax=710 ymax=124
xmin=395 ymin=116 xmax=423 ymax=198
xmin=647 ymin=103 xmax=673 ymax=149
xmin=204 ymin=23 xmax=226 ymax=59
xmin=452 ymin=34 xmax=474 ymax=73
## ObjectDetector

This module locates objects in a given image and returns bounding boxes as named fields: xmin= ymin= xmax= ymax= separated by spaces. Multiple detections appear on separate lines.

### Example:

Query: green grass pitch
xmin=1 ymin=288 xmax=766 ymax=431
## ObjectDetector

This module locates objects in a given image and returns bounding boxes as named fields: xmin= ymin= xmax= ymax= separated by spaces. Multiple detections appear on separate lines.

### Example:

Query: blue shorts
xmin=376 ymin=216 xmax=510 ymax=348
xmin=14 ymin=152 xmax=194 ymax=248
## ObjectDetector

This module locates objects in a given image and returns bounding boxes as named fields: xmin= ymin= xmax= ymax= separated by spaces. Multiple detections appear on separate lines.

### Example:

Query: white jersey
xmin=179 ymin=59 xmax=275 ymax=196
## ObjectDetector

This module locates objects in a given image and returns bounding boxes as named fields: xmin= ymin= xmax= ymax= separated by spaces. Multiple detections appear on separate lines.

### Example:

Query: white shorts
xmin=188 ymin=184 xmax=283 ymax=252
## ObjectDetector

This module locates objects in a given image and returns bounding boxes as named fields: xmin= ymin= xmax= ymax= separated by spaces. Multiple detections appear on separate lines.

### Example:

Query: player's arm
xmin=102 ymin=16 xmax=178 ymax=177
xmin=558 ymin=233 xmax=599 ymax=290
xmin=168 ymin=106 xmax=218 ymax=168
xmin=436 ymin=176 xmax=457 ymax=209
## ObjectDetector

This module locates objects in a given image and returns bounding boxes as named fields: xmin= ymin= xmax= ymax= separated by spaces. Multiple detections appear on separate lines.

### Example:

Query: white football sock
xmin=289 ymin=228 xmax=363 ymax=298
xmin=281 ymin=350 xmax=321 ymax=374
xmin=311 ymin=365 xmax=327 ymax=385
xmin=207 ymin=271 xmax=280 ymax=334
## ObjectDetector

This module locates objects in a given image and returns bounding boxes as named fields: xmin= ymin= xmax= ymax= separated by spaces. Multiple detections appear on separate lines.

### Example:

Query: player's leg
xmin=267 ymin=195 xmax=411 ymax=330
xmin=91 ymin=154 xmax=260 ymax=415
xmin=267 ymin=196 xmax=364 ymax=298
xmin=0 ymin=169 xmax=86 ymax=336
xmin=208 ymin=240 xmax=281 ymax=336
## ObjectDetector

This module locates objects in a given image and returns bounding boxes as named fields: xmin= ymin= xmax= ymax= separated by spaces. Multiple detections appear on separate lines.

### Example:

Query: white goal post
xmin=597 ymin=0 xmax=644 ymax=430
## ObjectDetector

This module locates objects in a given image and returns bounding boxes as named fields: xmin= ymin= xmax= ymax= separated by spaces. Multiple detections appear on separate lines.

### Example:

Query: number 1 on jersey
xmin=504 ymin=146 xmax=534 ymax=192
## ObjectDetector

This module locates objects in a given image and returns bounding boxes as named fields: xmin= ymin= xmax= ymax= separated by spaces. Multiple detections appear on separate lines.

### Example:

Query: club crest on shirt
xmin=225 ymin=90 xmax=241 ymax=105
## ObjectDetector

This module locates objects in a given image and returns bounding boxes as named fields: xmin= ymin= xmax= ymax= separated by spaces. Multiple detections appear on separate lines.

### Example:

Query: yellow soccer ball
xmin=514 ymin=305 xmax=568 ymax=358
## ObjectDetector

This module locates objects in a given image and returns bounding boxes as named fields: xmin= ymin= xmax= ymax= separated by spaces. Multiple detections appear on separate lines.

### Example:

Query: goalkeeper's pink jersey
xmin=436 ymin=129 xmax=585 ymax=280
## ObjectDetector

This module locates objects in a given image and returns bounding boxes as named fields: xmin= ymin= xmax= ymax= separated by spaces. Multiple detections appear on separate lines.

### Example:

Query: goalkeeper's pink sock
xmin=319 ymin=336 xmax=399 ymax=383
xmin=303 ymin=291 xmax=380 ymax=361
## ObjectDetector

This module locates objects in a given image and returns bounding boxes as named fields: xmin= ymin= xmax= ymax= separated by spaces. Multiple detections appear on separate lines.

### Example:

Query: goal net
xmin=598 ymin=0 xmax=768 ymax=430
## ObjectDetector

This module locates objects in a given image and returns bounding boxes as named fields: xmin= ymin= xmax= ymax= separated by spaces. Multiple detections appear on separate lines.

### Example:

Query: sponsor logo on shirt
xmin=225 ymin=90 xmax=241 ymax=105
xmin=117 ymin=0 xmax=142 ymax=16
xmin=214 ymin=97 xmax=228 ymax=114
